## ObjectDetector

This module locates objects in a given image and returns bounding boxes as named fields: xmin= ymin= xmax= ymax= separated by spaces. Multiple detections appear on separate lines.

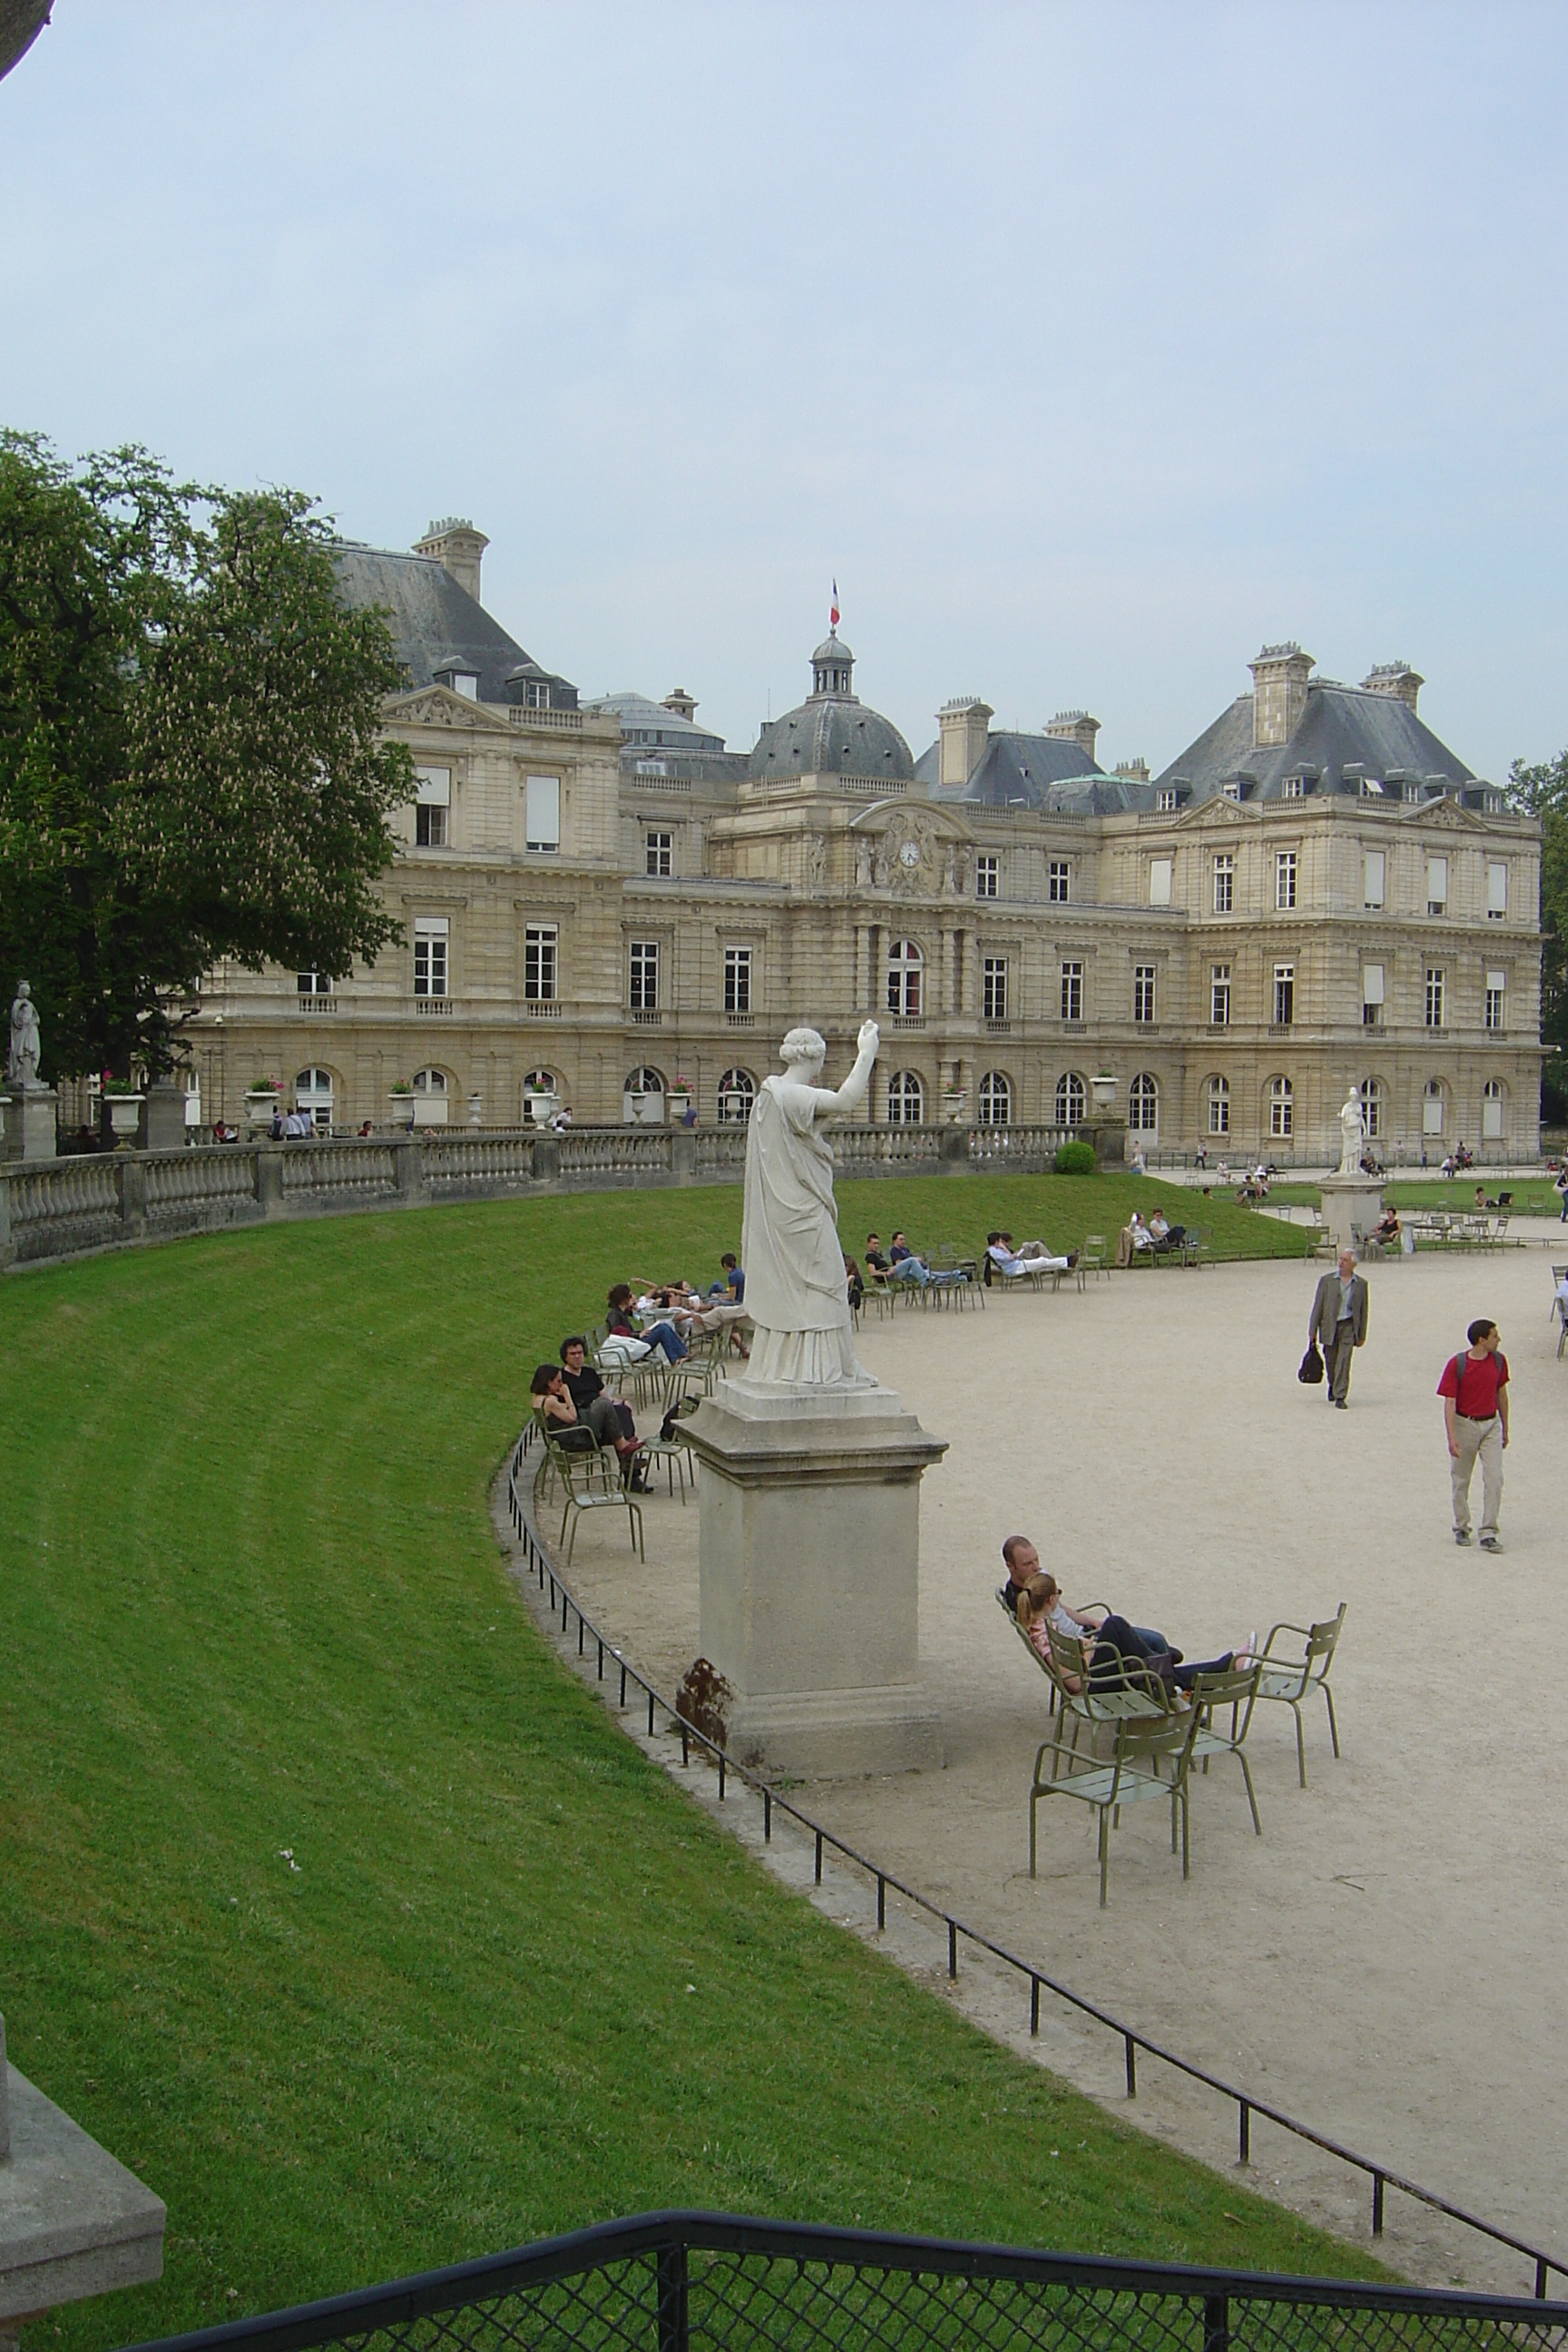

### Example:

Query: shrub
xmin=1054 ymin=1140 xmax=1097 ymax=1175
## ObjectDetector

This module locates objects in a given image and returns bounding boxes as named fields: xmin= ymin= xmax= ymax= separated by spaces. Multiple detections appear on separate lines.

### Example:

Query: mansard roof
xmin=332 ymin=543 xmax=577 ymax=709
xmin=916 ymin=729 xmax=1142 ymax=812
xmin=1156 ymin=680 xmax=1475 ymax=804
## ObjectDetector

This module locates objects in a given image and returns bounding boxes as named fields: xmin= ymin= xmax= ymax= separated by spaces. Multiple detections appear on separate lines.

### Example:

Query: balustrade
xmin=280 ymin=1142 xmax=398 ymax=1197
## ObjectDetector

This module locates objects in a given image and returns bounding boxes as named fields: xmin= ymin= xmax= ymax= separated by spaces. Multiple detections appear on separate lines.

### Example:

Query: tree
xmin=0 ymin=433 xmax=413 ymax=1081
xmin=1507 ymin=749 xmax=1568 ymax=1113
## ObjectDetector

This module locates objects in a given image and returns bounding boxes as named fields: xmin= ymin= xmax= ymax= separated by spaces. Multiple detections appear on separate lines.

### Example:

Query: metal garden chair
xmin=1188 ymin=1661 xmax=1264 ymax=1837
xmin=536 ymin=1416 xmax=643 ymax=1565
xmin=1251 ymin=1603 xmax=1347 ymax=1786
xmin=1029 ymin=1700 xmax=1202 ymax=1906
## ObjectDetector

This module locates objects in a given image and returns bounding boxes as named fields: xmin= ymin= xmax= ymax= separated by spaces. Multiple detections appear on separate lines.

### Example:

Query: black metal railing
xmin=506 ymin=1432 xmax=1566 ymax=2300
xmin=123 ymin=2210 xmax=1568 ymax=2352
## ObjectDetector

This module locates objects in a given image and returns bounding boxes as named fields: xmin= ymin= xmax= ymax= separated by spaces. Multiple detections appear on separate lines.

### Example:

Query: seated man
xmin=888 ymin=1230 xmax=931 ymax=1284
xmin=1116 ymin=1210 xmax=1155 ymax=1266
xmin=1000 ymin=1534 xmax=1046 ymax=1613
xmin=864 ymin=1231 xmax=891 ymax=1277
xmin=531 ymin=1362 xmax=645 ymax=1482
xmin=1148 ymin=1207 xmax=1188 ymax=1252
xmin=560 ymin=1335 xmax=636 ymax=1445
xmin=604 ymin=1282 xmax=687 ymax=1365
xmin=985 ymin=1230 xmax=1069 ymax=1281
xmin=1017 ymin=1570 xmax=1251 ymax=1697
xmin=706 ymin=1251 xmax=744 ymax=1303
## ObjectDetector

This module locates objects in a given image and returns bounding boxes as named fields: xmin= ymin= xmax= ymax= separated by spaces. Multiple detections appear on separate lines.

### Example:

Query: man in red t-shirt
xmin=1437 ymin=1320 xmax=1510 ymax=1551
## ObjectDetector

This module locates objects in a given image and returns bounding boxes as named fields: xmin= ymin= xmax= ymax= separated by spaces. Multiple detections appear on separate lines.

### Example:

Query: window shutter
xmin=1487 ymin=861 xmax=1507 ymax=914
xmin=1427 ymin=854 xmax=1448 ymax=902
xmin=415 ymin=765 xmax=451 ymax=806
xmin=1149 ymin=858 xmax=1172 ymax=906
xmin=1362 ymin=964 xmax=1385 ymax=1005
xmin=1363 ymin=848 xmax=1385 ymax=906
xmin=525 ymin=775 xmax=560 ymax=849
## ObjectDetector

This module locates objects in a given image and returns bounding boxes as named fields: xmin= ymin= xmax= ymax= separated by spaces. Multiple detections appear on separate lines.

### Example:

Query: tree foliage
xmin=0 ymin=432 xmax=413 ymax=1079
xmin=1507 ymin=749 xmax=1568 ymax=1102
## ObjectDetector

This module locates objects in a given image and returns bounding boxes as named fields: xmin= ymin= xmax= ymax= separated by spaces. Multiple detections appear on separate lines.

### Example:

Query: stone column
xmin=142 ymin=1083 xmax=186 ymax=1153
xmin=4 ymin=1091 xmax=56 ymax=1163
xmin=391 ymin=1137 xmax=426 ymax=1205
xmin=689 ymin=1382 xmax=946 ymax=1778
xmin=116 ymin=1154 xmax=147 ymax=1240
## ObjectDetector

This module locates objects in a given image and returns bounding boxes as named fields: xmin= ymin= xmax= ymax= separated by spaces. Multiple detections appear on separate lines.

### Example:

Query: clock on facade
xmin=899 ymin=839 xmax=921 ymax=867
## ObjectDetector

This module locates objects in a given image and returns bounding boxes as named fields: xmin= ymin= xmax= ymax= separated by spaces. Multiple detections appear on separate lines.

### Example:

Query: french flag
xmin=830 ymin=579 xmax=840 ymax=629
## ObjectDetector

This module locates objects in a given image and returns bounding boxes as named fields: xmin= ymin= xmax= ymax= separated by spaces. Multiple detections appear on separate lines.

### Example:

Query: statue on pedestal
xmin=1338 ymin=1086 xmax=1364 ymax=1176
xmin=740 ymin=1020 xmax=879 ymax=1387
xmin=7 ymin=979 xmax=42 ymax=1090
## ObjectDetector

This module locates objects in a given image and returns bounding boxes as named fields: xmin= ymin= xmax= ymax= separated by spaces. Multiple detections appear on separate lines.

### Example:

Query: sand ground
xmin=519 ymin=1227 xmax=1568 ymax=2291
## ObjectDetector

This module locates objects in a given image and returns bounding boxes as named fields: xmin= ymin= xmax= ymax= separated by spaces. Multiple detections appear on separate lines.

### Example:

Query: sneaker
xmin=1480 ymin=1534 xmax=1504 ymax=1553
xmin=1454 ymin=1528 xmax=1472 ymax=1546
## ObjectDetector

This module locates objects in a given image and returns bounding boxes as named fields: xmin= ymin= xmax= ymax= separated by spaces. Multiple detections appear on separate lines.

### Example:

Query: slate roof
xmin=332 ymin=543 xmax=577 ymax=709
xmin=749 ymin=691 xmax=915 ymax=781
xmin=916 ymin=729 xmax=1142 ymax=812
xmin=584 ymin=690 xmax=730 ymax=754
xmin=1155 ymin=681 xmax=1475 ymax=804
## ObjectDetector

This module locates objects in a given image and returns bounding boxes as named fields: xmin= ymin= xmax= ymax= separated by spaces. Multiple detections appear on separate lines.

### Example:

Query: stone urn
xmin=104 ymin=1093 xmax=143 ymax=1142
xmin=388 ymin=1092 xmax=416 ymax=1130
xmin=244 ymin=1088 xmax=281 ymax=1133
xmin=1092 ymin=1073 xmax=1118 ymax=1112
xmin=941 ymin=1088 xmax=967 ymax=1125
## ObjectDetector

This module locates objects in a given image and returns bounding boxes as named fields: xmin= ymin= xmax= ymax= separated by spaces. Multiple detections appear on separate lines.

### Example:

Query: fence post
xmin=392 ymin=1137 xmax=427 ymax=1205
xmin=117 ymin=1151 xmax=147 ymax=1239
xmin=255 ymin=1143 xmax=286 ymax=1220
xmin=1202 ymin=2294 xmax=1229 ymax=2352
xmin=671 ymin=1129 xmax=698 ymax=1183
xmin=655 ymin=2242 xmax=689 ymax=2352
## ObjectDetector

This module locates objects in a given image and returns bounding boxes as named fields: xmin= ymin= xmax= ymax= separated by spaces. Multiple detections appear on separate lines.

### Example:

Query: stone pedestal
xmin=688 ymin=1380 xmax=946 ymax=1779
xmin=1091 ymin=1117 xmax=1128 ymax=1170
xmin=1319 ymin=1171 xmax=1385 ymax=1253
xmin=143 ymin=1083 xmax=187 ymax=1153
xmin=2 ymin=1092 xmax=56 ymax=1164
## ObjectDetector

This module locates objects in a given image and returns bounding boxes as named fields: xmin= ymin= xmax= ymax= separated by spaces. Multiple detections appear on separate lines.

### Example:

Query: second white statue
xmin=740 ymin=1018 xmax=880 ymax=1387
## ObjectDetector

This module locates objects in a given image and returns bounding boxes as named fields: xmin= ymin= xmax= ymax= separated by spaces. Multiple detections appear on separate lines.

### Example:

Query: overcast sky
xmin=4 ymin=2 xmax=1566 ymax=779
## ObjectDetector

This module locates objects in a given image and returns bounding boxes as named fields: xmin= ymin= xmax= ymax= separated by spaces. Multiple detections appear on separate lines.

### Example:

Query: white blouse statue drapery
xmin=1338 ymin=1087 xmax=1364 ymax=1176
xmin=740 ymin=1020 xmax=879 ymax=1387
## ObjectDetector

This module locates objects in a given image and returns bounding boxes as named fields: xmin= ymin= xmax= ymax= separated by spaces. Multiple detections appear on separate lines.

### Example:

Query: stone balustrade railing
xmin=0 ymin=1120 xmax=1094 ymax=1271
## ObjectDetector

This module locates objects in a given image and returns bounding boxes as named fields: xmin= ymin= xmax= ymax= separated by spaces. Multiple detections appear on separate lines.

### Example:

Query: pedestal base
xmin=2 ymin=1090 xmax=56 ymax=1163
xmin=0 ymin=2065 xmax=164 ymax=2327
xmin=688 ymin=1379 xmax=946 ymax=1779
xmin=1319 ymin=1172 xmax=1385 ymax=1252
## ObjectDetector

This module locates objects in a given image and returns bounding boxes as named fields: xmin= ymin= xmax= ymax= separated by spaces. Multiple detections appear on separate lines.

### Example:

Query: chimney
xmin=1045 ymin=709 xmax=1101 ymax=765
xmin=415 ymin=517 xmax=489 ymax=604
xmin=1114 ymin=756 xmax=1151 ymax=785
xmin=662 ymin=688 xmax=697 ymax=722
xmin=1249 ymin=642 xmax=1314 ymax=748
xmin=1361 ymin=660 xmax=1423 ymax=714
xmin=937 ymin=696 xmax=993 ymax=788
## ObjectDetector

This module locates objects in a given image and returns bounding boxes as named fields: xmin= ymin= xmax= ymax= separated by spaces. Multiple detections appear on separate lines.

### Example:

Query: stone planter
xmin=941 ymin=1091 xmax=967 ymax=1126
xmin=1092 ymin=1073 xmax=1118 ymax=1112
xmin=388 ymin=1094 xmax=416 ymax=1130
xmin=104 ymin=1094 xmax=143 ymax=1142
xmin=244 ymin=1089 xmax=281 ymax=1134
xmin=524 ymin=1092 xmax=558 ymax=1127
xmin=666 ymin=1090 xmax=692 ymax=1122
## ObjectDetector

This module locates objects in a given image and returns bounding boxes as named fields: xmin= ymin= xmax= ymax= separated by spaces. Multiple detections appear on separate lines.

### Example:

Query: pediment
xmin=1403 ymin=793 xmax=1486 ymax=831
xmin=1184 ymin=794 xmax=1255 ymax=827
xmin=385 ymin=686 xmax=512 ymax=734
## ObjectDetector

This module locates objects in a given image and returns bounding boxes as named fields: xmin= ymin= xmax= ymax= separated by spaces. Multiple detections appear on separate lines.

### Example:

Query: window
xmin=724 ymin=946 xmax=752 ymax=1014
xmin=1485 ymin=970 xmax=1505 ymax=1032
xmin=1269 ymin=1075 xmax=1293 ymax=1138
xmin=630 ymin=939 xmax=660 ymax=1011
xmin=1422 ymin=1079 xmax=1444 ymax=1138
xmin=523 ymin=1067 xmax=557 ymax=1100
xmin=1048 ymin=860 xmax=1071 ymax=903
xmin=1487 ymin=861 xmax=1507 ymax=919
xmin=1149 ymin=857 xmax=1172 ymax=906
xmin=295 ymin=1067 xmax=333 ymax=1132
xmin=1363 ymin=848 xmax=1386 ymax=909
xmin=887 ymin=938 xmax=924 ymax=1016
xmin=1129 ymin=1073 xmax=1158 ymax=1132
xmin=1273 ymin=963 xmax=1295 ymax=1025
xmin=524 ymin=924 xmax=557 ymax=1003
xmin=1363 ymin=963 xmax=1385 ymax=1026
xmin=1359 ymin=1077 xmax=1385 ymax=1142
xmin=717 ymin=1069 xmax=756 ymax=1124
xmin=1132 ymin=965 xmax=1156 ymax=1024
xmin=978 ymin=1070 xmax=1012 ymax=1126
xmin=1054 ymin=1071 xmax=1087 ymax=1127
xmin=1222 ymin=779 xmax=1241 ymax=804
xmin=623 ymin=1065 xmax=663 ymax=1118
xmin=1157 ymin=789 xmax=1178 ymax=813
xmin=1275 ymin=851 xmax=1298 ymax=910
xmin=1206 ymin=1075 xmax=1230 ymax=1137
xmin=1483 ymin=1079 xmax=1504 ymax=1141
xmin=524 ymin=681 xmax=552 ymax=710
xmin=296 ymin=966 xmax=332 ymax=995
xmin=413 ymin=916 xmax=448 ymax=998
xmin=1426 ymin=966 xmax=1446 ymax=1028
xmin=887 ymin=1071 xmax=925 ymax=1123
xmin=983 ymin=956 xmax=1008 ymax=1021
xmin=1282 ymin=775 xmax=1305 ymax=800
xmin=645 ymin=830 xmax=672 ymax=877
xmin=524 ymin=775 xmax=560 ymax=854
xmin=1213 ymin=854 xmax=1233 ymax=914
xmin=1060 ymin=962 xmax=1083 ymax=1023
xmin=412 ymin=1067 xmax=446 ymax=1093
xmin=1210 ymin=964 xmax=1230 ymax=1026
xmin=975 ymin=854 xmax=999 ymax=899
xmin=415 ymin=765 xmax=450 ymax=848
xmin=1426 ymin=855 xmax=1447 ymax=916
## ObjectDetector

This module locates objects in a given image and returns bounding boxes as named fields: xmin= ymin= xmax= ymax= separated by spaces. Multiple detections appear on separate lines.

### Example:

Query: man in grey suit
xmin=1309 ymin=1250 xmax=1369 ymax=1408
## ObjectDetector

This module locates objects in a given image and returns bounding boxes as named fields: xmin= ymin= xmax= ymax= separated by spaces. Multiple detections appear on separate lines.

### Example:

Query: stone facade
xmin=191 ymin=536 xmax=1542 ymax=1163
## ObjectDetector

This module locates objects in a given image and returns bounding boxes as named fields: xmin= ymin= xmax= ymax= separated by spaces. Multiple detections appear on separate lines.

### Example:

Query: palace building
xmin=193 ymin=526 xmax=1542 ymax=1160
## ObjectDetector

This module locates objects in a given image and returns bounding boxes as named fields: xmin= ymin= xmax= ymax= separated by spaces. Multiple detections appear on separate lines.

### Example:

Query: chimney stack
xmin=1249 ymin=642 xmax=1314 ymax=748
xmin=1361 ymin=661 xmax=1423 ymax=714
xmin=415 ymin=517 xmax=489 ymax=604
xmin=1045 ymin=709 xmax=1102 ymax=766
xmin=937 ymin=697 xmax=993 ymax=789
xmin=662 ymin=688 xmax=698 ymax=722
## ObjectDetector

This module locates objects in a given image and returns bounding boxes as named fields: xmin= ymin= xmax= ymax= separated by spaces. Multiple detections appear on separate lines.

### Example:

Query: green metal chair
xmin=1188 ymin=1661 xmax=1264 ymax=1837
xmin=1029 ymin=1700 xmax=1202 ymax=1906
xmin=1076 ymin=1235 xmax=1110 ymax=1286
xmin=1252 ymin=1603 xmax=1347 ymax=1786
xmin=536 ymin=1416 xmax=643 ymax=1565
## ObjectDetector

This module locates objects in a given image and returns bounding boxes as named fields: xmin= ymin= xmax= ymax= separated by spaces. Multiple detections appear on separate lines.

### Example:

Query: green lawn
xmin=2 ymin=1181 xmax=1366 ymax=2351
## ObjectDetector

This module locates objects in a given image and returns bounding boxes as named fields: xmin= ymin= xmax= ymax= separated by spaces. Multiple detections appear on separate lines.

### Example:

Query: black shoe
xmin=1334 ymin=1397 xmax=1348 ymax=1408
xmin=1455 ymin=1528 xmax=1472 ymax=1546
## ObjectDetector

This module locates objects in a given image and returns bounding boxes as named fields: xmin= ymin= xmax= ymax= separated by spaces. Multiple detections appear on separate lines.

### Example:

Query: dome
xmin=811 ymin=630 xmax=853 ymax=668
xmin=748 ymin=627 xmax=915 ymax=782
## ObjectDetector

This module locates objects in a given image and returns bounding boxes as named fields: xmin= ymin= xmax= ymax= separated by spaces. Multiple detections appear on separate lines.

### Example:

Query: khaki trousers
xmin=1451 ymin=1414 xmax=1504 ymax=1539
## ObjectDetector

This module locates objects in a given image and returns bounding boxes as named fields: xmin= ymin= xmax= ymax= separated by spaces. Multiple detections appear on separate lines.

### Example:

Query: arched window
xmin=1417 ymin=1076 xmax=1442 ymax=1139
xmin=887 ymin=1071 xmax=925 ymax=1124
xmin=977 ymin=1071 xmax=1012 ymax=1126
xmin=1269 ymin=1075 xmax=1293 ymax=1138
xmin=523 ymin=1067 xmax=557 ymax=1098
xmin=625 ymin=1066 xmax=663 ymax=1095
xmin=295 ymin=1066 xmax=334 ymax=1132
xmin=1206 ymin=1074 xmax=1230 ymax=1137
xmin=1128 ymin=1073 xmax=1159 ymax=1132
xmin=1054 ymin=1071 xmax=1086 ymax=1127
xmin=1359 ymin=1076 xmax=1386 ymax=1141
xmin=717 ymin=1069 xmax=756 ymax=1124
xmin=887 ymin=939 xmax=923 ymax=1018
xmin=1483 ymin=1077 xmax=1505 ymax=1140
xmin=412 ymin=1067 xmax=446 ymax=1093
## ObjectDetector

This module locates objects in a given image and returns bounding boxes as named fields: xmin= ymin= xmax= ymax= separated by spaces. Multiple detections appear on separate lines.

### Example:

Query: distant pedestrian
xmin=1308 ymin=1250 xmax=1368 ymax=1409
xmin=1438 ymin=1320 xmax=1509 ymax=1552
xmin=1554 ymin=1166 xmax=1568 ymax=1223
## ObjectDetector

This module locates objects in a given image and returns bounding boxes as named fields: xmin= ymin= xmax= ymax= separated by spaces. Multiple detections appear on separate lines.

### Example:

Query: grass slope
xmin=1 ymin=1183 xmax=1362 ymax=2352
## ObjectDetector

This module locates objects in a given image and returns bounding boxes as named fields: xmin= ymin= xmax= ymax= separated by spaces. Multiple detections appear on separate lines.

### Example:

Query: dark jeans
xmin=1091 ymin=1613 xmax=1232 ymax=1696
xmin=644 ymin=1320 xmax=688 ymax=1362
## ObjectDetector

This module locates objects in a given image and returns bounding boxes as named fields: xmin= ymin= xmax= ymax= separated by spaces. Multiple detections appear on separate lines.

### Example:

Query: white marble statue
xmin=1338 ymin=1086 xmax=1364 ymax=1175
xmin=740 ymin=1020 xmax=880 ymax=1387
xmin=7 ymin=979 xmax=42 ymax=1090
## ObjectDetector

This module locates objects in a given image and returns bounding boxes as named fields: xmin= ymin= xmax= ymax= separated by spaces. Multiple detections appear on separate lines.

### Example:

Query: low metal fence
xmin=505 ymin=1431 xmax=1566 ymax=2301
xmin=125 ymin=2208 xmax=1568 ymax=2352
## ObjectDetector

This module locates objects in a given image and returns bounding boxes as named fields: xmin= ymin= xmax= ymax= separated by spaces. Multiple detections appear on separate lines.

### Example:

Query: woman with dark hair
xmin=603 ymin=1282 xmax=687 ymax=1366
xmin=530 ymin=1362 xmax=646 ymax=1484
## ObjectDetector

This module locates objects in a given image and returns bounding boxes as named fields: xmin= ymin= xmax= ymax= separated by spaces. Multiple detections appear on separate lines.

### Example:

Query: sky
xmin=4 ymin=1 xmax=1567 ymax=782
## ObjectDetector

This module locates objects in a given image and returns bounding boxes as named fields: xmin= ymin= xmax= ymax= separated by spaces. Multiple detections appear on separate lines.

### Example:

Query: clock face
xmin=899 ymin=839 xmax=921 ymax=868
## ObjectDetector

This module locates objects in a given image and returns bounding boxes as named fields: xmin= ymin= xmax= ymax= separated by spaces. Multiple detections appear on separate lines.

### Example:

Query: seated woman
xmin=844 ymin=1256 xmax=864 ymax=1311
xmin=1016 ymin=1573 xmax=1251 ymax=1697
xmin=603 ymin=1282 xmax=688 ymax=1365
xmin=531 ymin=1362 xmax=646 ymax=1483
xmin=1373 ymin=1206 xmax=1402 ymax=1250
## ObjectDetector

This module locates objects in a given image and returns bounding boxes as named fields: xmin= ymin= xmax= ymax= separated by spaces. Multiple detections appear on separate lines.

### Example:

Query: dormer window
xmin=1157 ymin=788 xmax=1178 ymax=812
xmin=1222 ymin=779 xmax=1241 ymax=803
xmin=1282 ymin=775 xmax=1304 ymax=800
xmin=1360 ymin=776 xmax=1384 ymax=798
